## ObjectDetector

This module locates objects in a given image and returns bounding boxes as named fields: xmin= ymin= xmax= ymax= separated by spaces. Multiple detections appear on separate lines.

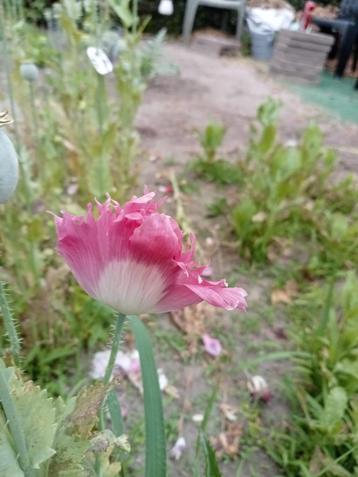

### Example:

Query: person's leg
xmin=335 ymin=23 xmax=355 ymax=77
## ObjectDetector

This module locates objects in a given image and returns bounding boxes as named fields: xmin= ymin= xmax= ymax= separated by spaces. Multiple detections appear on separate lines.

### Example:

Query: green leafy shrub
xmin=230 ymin=99 xmax=358 ymax=273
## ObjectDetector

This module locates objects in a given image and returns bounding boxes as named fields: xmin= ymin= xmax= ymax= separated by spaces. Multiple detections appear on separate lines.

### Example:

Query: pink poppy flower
xmin=54 ymin=191 xmax=247 ymax=315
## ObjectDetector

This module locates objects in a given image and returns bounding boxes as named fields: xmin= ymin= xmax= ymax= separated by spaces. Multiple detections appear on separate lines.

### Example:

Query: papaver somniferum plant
xmin=54 ymin=191 xmax=247 ymax=477
xmin=0 ymin=111 xmax=19 ymax=205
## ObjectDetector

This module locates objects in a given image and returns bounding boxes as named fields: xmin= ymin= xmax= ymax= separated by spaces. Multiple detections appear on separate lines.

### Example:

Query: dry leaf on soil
xmin=219 ymin=403 xmax=238 ymax=422
xmin=271 ymin=280 xmax=298 ymax=305
xmin=170 ymin=302 xmax=214 ymax=355
xmin=212 ymin=422 xmax=242 ymax=458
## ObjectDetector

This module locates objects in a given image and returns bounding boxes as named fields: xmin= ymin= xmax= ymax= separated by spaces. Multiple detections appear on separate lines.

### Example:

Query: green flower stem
xmin=104 ymin=313 xmax=126 ymax=385
xmin=95 ymin=74 xmax=109 ymax=198
xmin=0 ymin=5 xmax=21 ymax=149
xmin=0 ymin=282 xmax=20 ymax=361
xmin=28 ymin=83 xmax=39 ymax=150
xmin=98 ymin=312 xmax=126 ymax=473
xmin=96 ymin=74 xmax=106 ymax=135
xmin=0 ymin=359 xmax=34 ymax=477
xmin=133 ymin=0 xmax=138 ymax=34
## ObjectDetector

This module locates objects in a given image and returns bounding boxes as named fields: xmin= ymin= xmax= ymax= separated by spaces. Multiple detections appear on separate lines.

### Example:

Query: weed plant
xmin=232 ymin=99 xmax=358 ymax=273
xmin=269 ymin=273 xmax=358 ymax=476
xmin=191 ymin=122 xmax=242 ymax=185
xmin=193 ymin=99 xmax=358 ymax=275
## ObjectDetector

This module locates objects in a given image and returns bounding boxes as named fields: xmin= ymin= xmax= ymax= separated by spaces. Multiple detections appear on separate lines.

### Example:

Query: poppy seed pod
xmin=0 ymin=128 xmax=19 ymax=204
xmin=20 ymin=63 xmax=40 ymax=83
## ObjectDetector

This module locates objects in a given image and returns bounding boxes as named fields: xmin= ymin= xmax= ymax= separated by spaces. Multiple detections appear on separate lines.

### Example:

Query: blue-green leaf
xmin=129 ymin=316 xmax=166 ymax=477
xmin=107 ymin=389 xmax=124 ymax=437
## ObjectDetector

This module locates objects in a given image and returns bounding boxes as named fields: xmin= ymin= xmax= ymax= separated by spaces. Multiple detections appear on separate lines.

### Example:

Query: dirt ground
xmin=124 ymin=41 xmax=358 ymax=476
xmin=137 ymin=41 xmax=358 ymax=176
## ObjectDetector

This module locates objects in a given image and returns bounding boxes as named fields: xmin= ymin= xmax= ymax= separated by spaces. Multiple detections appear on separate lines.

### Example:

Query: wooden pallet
xmin=270 ymin=29 xmax=335 ymax=84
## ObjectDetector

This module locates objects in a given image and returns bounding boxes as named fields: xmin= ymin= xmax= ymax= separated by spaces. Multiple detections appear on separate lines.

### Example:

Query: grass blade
xmin=317 ymin=280 xmax=334 ymax=335
xmin=201 ymin=435 xmax=222 ymax=477
xmin=129 ymin=316 xmax=166 ymax=477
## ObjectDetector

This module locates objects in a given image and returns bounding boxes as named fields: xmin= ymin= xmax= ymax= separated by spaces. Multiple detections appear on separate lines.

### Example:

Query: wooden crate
xmin=270 ymin=29 xmax=335 ymax=84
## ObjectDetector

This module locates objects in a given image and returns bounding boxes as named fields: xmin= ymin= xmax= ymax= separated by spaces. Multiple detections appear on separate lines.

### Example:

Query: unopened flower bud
xmin=20 ymin=63 xmax=39 ymax=83
xmin=0 ymin=114 xmax=19 ymax=204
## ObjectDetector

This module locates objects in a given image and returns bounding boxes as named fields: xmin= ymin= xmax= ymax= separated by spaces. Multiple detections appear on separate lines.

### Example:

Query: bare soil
xmin=137 ymin=41 xmax=358 ymax=177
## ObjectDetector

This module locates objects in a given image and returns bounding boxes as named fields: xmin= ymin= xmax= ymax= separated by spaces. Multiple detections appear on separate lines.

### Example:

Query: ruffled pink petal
xmin=55 ymin=194 xmax=158 ymax=293
xmin=202 ymin=334 xmax=222 ymax=357
xmin=123 ymin=191 xmax=158 ymax=216
xmin=55 ymin=213 xmax=103 ymax=296
xmin=153 ymin=284 xmax=202 ymax=313
xmin=130 ymin=213 xmax=183 ymax=260
xmin=184 ymin=281 xmax=247 ymax=311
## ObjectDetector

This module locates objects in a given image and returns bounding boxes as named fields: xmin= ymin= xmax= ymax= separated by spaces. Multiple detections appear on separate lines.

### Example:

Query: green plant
xmin=0 ymin=276 xmax=129 ymax=476
xmin=230 ymin=99 xmax=358 ymax=272
xmin=269 ymin=272 xmax=358 ymax=476
xmin=0 ymin=361 xmax=131 ymax=477
xmin=191 ymin=122 xmax=241 ymax=185
xmin=0 ymin=0 xmax=171 ymax=393
xmin=193 ymin=388 xmax=223 ymax=477
xmin=199 ymin=122 xmax=226 ymax=163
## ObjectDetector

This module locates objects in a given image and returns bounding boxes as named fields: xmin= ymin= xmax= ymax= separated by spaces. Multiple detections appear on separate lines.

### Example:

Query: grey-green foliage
xmin=0 ymin=364 xmax=128 ymax=477
xmin=140 ymin=28 xmax=178 ymax=79
xmin=0 ymin=365 xmax=57 ymax=476
xmin=108 ymin=0 xmax=136 ymax=29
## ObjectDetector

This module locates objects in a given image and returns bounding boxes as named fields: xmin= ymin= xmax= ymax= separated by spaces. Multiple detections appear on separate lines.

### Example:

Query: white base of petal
xmin=95 ymin=259 xmax=166 ymax=315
